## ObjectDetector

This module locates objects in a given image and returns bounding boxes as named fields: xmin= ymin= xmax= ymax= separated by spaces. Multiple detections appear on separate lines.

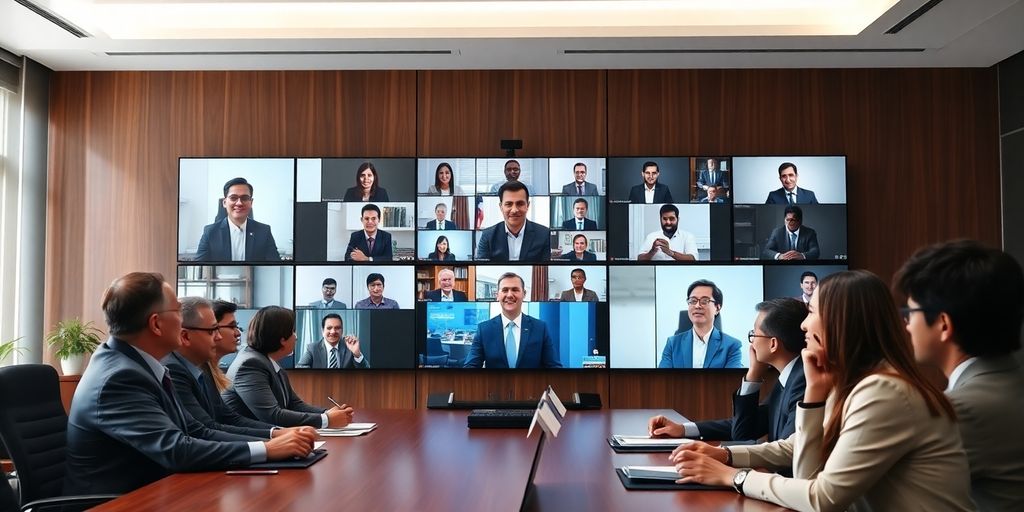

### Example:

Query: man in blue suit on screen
xmin=765 ymin=162 xmax=818 ymax=205
xmin=475 ymin=181 xmax=551 ymax=262
xmin=464 ymin=272 xmax=562 ymax=369
xmin=659 ymin=279 xmax=743 ymax=369
xmin=195 ymin=177 xmax=281 ymax=262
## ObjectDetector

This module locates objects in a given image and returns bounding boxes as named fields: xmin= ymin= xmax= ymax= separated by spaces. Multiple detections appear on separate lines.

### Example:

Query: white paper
xmin=621 ymin=465 xmax=681 ymax=480
xmin=318 ymin=429 xmax=374 ymax=437
xmin=313 ymin=441 xmax=326 ymax=450
xmin=545 ymin=386 xmax=567 ymax=417
xmin=536 ymin=400 xmax=562 ymax=437
xmin=612 ymin=435 xmax=693 ymax=447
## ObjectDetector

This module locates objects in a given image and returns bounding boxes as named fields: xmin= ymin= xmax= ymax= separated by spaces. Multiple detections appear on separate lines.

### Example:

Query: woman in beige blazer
xmin=671 ymin=270 xmax=975 ymax=512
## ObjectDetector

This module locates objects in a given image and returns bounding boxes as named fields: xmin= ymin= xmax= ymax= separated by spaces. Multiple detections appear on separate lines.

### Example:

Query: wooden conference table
xmin=94 ymin=409 xmax=788 ymax=512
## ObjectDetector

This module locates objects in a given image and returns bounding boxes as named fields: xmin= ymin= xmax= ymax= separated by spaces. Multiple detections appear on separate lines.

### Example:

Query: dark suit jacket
xmin=558 ymin=251 xmax=597 ymax=261
xmin=561 ymin=181 xmax=599 ymax=195
xmin=425 ymin=219 xmax=457 ymax=230
xmin=561 ymin=218 xmax=598 ymax=230
xmin=308 ymin=299 xmax=347 ymax=309
xmin=342 ymin=187 xmax=389 ymax=202
xmin=475 ymin=220 xmax=551 ymax=262
xmin=296 ymin=340 xmax=370 ymax=369
xmin=425 ymin=289 xmax=468 ymax=302
xmin=559 ymin=288 xmax=599 ymax=302
xmin=762 ymin=225 xmax=820 ymax=260
xmin=164 ymin=352 xmax=274 ymax=439
xmin=464 ymin=315 xmax=562 ymax=369
xmin=696 ymin=170 xmax=728 ymax=191
xmin=222 ymin=347 xmax=327 ymax=428
xmin=695 ymin=358 xmax=807 ymax=444
xmin=195 ymin=218 xmax=280 ymax=262
xmin=628 ymin=183 xmax=674 ymax=204
xmin=345 ymin=229 xmax=393 ymax=261
xmin=658 ymin=329 xmax=743 ymax=369
xmin=765 ymin=187 xmax=818 ymax=205
xmin=65 ymin=338 xmax=252 ymax=495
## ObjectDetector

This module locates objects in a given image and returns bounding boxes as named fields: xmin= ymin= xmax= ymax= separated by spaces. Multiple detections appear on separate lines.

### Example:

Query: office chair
xmin=676 ymin=311 xmax=723 ymax=335
xmin=0 ymin=365 xmax=118 ymax=511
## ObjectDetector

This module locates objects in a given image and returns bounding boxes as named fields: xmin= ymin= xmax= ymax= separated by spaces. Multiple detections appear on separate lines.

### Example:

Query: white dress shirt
xmin=640 ymin=229 xmax=698 ymax=261
xmin=643 ymin=185 xmax=657 ymax=204
xmin=229 ymin=220 xmax=247 ymax=261
xmin=504 ymin=223 xmax=525 ymax=261
xmin=945 ymin=357 xmax=978 ymax=391
xmin=691 ymin=326 xmax=713 ymax=368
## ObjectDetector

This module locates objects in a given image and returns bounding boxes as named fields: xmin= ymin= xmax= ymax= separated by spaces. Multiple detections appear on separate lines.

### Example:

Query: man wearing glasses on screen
xmin=195 ymin=177 xmax=281 ymax=262
xmin=659 ymin=280 xmax=743 ymax=369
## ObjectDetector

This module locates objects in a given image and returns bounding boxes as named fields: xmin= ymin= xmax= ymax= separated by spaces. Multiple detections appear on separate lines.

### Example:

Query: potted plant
xmin=46 ymin=319 xmax=103 ymax=375
xmin=0 ymin=336 xmax=25 ymax=362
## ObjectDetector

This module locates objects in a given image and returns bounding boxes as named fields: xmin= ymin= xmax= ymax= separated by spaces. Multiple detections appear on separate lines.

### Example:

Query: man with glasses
xmin=65 ymin=273 xmax=315 ymax=495
xmin=195 ymin=177 xmax=281 ymax=262
xmin=309 ymin=278 xmax=347 ymax=309
xmin=649 ymin=298 xmax=807 ymax=459
xmin=659 ymin=279 xmax=743 ymax=368
xmin=895 ymin=240 xmax=1024 ymax=510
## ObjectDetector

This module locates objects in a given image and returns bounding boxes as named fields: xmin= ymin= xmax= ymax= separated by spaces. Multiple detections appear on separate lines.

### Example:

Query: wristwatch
xmin=733 ymin=468 xmax=752 ymax=495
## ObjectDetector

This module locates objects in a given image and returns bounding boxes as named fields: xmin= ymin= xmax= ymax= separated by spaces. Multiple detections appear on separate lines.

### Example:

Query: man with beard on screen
xmin=637 ymin=204 xmax=697 ymax=261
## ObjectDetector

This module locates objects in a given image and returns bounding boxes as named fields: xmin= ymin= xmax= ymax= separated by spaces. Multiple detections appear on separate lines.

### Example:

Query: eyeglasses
xmin=748 ymin=331 xmax=773 ymax=343
xmin=686 ymin=297 xmax=717 ymax=307
xmin=218 ymin=323 xmax=244 ymax=333
xmin=899 ymin=307 xmax=930 ymax=323
xmin=225 ymin=194 xmax=253 ymax=204
xmin=183 ymin=326 xmax=221 ymax=335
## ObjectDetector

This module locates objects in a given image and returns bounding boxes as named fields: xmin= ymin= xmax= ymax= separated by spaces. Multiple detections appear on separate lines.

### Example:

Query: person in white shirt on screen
xmin=424 ymin=269 xmax=468 ymax=302
xmin=798 ymin=271 xmax=817 ymax=304
xmin=488 ymin=159 xmax=532 ymax=195
xmin=426 ymin=162 xmax=465 ymax=196
xmin=637 ymin=204 xmax=697 ymax=261
xmin=309 ymin=278 xmax=347 ymax=309
xmin=195 ymin=177 xmax=280 ymax=262
xmin=765 ymin=162 xmax=818 ymax=205
xmin=425 ymin=203 xmax=457 ymax=230
xmin=296 ymin=314 xmax=369 ymax=369
xmin=561 ymin=162 xmax=599 ymax=195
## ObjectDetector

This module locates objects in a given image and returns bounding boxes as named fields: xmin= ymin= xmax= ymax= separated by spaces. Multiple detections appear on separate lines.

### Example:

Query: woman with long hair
xmin=427 ymin=162 xmax=464 ymax=195
xmin=428 ymin=235 xmax=456 ymax=261
xmin=343 ymin=162 xmax=390 ymax=201
xmin=671 ymin=270 xmax=973 ymax=511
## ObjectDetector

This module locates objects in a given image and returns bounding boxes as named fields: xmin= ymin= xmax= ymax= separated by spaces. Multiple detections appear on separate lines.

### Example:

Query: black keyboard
xmin=467 ymin=409 xmax=534 ymax=428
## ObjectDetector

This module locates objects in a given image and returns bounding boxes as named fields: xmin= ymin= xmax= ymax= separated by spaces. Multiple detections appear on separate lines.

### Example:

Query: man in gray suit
xmin=561 ymin=162 xmax=599 ymax=195
xmin=559 ymin=268 xmax=599 ymax=302
xmin=296 ymin=314 xmax=370 ymax=369
xmin=897 ymin=240 xmax=1024 ymax=511
xmin=65 ymin=272 xmax=314 ymax=495
xmin=309 ymin=278 xmax=347 ymax=309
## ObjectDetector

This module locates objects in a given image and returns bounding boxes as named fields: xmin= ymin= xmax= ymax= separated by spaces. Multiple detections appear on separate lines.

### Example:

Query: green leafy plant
xmin=0 ymin=337 xmax=26 ymax=360
xmin=46 ymin=319 xmax=103 ymax=359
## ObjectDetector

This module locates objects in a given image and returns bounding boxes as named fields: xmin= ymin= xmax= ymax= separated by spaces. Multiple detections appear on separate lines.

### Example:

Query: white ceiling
xmin=1 ymin=0 xmax=1023 ymax=70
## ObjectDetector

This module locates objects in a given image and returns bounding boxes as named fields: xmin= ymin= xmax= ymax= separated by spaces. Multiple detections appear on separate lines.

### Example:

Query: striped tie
xmin=329 ymin=347 xmax=339 ymax=368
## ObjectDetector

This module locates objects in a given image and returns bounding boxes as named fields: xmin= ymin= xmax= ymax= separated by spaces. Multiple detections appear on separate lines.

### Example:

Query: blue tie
xmin=790 ymin=232 xmax=798 ymax=251
xmin=505 ymin=322 xmax=518 ymax=368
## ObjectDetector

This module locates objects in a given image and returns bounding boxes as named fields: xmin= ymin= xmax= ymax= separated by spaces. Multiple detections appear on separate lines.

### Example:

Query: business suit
xmin=658 ymin=328 xmax=743 ymax=369
xmin=424 ymin=289 xmax=468 ymax=302
xmin=344 ymin=229 xmax=393 ymax=261
xmin=561 ymin=217 xmax=598 ymax=230
xmin=475 ymin=220 xmax=551 ymax=262
xmin=308 ymin=299 xmax=347 ymax=309
xmin=695 ymin=358 xmax=807 ymax=443
xmin=296 ymin=340 xmax=370 ymax=369
xmin=222 ymin=347 xmax=327 ymax=428
xmin=342 ymin=187 xmax=389 ymax=202
xmin=559 ymin=288 xmax=599 ymax=302
xmin=728 ymin=373 xmax=973 ymax=512
xmin=195 ymin=218 xmax=280 ymax=262
xmin=627 ymin=183 xmax=674 ymax=204
xmin=65 ymin=338 xmax=252 ymax=495
xmin=765 ymin=187 xmax=818 ymax=205
xmin=561 ymin=181 xmax=599 ymax=195
xmin=947 ymin=356 xmax=1024 ymax=511
xmin=464 ymin=315 xmax=562 ymax=369
xmin=762 ymin=225 xmax=820 ymax=260
xmin=696 ymin=169 xmax=728 ymax=192
xmin=163 ymin=352 xmax=274 ymax=439
xmin=558 ymin=251 xmax=597 ymax=261
xmin=425 ymin=219 xmax=457 ymax=230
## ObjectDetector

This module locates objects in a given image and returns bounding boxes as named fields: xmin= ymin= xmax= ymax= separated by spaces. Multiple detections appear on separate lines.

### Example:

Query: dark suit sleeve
xmin=663 ymin=187 xmax=674 ymax=203
xmin=463 ymin=325 xmax=486 ymax=368
xmin=377 ymin=189 xmax=390 ymax=201
xmin=777 ymin=375 xmax=807 ymax=441
xmin=378 ymin=231 xmax=393 ymax=261
xmin=803 ymin=229 xmax=820 ymax=260
xmin=693 ymin=418 xmax=735 ymax=441
xmin=344 ymin=350 xmax=370 ymax=369
xmin=213 ymin=395 xmax=277 ymax=432
xmin=167 ymin=363 xmax=268 ymax=440
xmin=538 ymin=323 xmax=562 ymax=368
xmin=260 ymin=225 xmax=280 ymax=261
xmin=296 ymin=344 xmax=314 ymax=368
xmin=342 ymin=188 xmax=359 ymax=201
xmin=475 ymin=227 xmax=492 ymax=261
xmin=730 ymin=392 xmax=769 ymax=441
xmin=231 ymin=359 xmax=324 ymax=428
xmin=696 ymin=171 xmax=709 ymax=190
xmin=344 ymin=232 xmax=360 ymax=261
xmin=762 ymin=230 xmax=782 ymax=259
xmin=806 ymin=190 xmax=819 ymax=204
xmin=628 ymin=186 xmax=642 ymax=204
xmin=195 ymin=224 xmax=212 ymax=261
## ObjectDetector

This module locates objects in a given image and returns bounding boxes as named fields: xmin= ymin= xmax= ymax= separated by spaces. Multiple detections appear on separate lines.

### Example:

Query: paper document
xmin=621 ymin=466 xmax=682 ymax=481
xmin=611 ymin=435 xmax=693 ymax=447
xmin=318 ymin=423 xmax=377 ymax=437
xmin=313 ymin=441 xmax=325 ymax=450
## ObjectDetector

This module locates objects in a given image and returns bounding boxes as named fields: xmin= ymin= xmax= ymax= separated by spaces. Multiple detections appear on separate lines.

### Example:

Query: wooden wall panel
xmin=289 ymin=371 xmax=417 ymax=410
xmin=415 ymin=370 xmax=608 ymax=408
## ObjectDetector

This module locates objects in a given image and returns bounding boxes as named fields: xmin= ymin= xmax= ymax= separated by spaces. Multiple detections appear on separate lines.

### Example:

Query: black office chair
xmin=0 ymin=365 xmax=117 ymax=511
xmin=676 ymin=310 xmax=723 ymax=335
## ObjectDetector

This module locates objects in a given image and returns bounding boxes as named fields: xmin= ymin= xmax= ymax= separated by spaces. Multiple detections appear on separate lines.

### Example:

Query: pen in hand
xmin=327 ymin=396 xmax=343 ymax=409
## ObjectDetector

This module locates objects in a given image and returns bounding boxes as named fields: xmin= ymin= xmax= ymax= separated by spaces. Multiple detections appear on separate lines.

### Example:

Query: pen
xmin=327 ymin=396 xmax=343 ymax=409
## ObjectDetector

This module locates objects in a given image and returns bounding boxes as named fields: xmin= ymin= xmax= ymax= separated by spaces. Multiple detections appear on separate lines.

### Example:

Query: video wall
xmin=176 ymin=156 xmax=847 ymax=370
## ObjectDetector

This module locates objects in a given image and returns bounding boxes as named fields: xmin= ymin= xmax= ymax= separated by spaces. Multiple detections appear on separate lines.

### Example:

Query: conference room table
xmin=93 ymin=409 xmax=789 ymax=511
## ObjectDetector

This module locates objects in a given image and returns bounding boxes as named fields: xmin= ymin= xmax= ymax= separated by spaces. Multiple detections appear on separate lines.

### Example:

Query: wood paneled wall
xmin=47 ymin=68 xmax=999 ymax=418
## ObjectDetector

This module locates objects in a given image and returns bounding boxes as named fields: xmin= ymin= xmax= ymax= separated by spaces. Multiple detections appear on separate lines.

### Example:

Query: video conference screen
xmin=176 ymin=155 xmax=847 ymax=371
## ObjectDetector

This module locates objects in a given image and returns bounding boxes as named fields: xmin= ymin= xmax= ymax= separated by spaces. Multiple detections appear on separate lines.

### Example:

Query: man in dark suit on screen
xmin=464 ymin=272 xmax=562 ymax=369
xmin=628 ymin=161 xmax=674 ymax=204
xmin=345 ymin=203 xmax=393 ymax=261
xmin=296 ymin=314 xmax=369 ymax=369
xmin=560 ymin=197 xmax=598 ymax=230
xmin=560 ymin=162 xmax=599 ymax=195
xmin=696 ymin=158 xmax=728 ymax=200
xmin=476 ymin=181 xmax=551 ymax=262
xmin=424 ymin=268 xmax=468 ymax=302
xmin=195 ymin=177 xmax=281 ymax=262
xmin=425 ymin=202 xmax=458 ymax=230
xmin=64 ymin=273 xmax=314 ymax=495
xmin=309 ymin=278 xmax=347 ymax=309
xmin=765 ymin=162 xmax=818 ymax=205
xmin=762 ymin=205 xmax=820 ymax=261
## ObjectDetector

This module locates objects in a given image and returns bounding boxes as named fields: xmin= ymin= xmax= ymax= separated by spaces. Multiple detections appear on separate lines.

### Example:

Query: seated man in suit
xmin=696 ymin=158 xmax=728 ymax=201
xmin=649 ymin=298 xmax=807 ymax=450
xmin=464 ymin=272 xmax=562 ymax=368
xmin=896 ymin=240 xmax=1024 ymax=511
xmin=659 ymin=279 xmax=743 ymax=368
xmin=345 ymin=203 xmax=393 ymax=261
xmin=65 ymin=272 xmax=314 ymax=495
xmin=762 ymin=205 xmax=820 ymax=261
xmin=628 ymin=161 xmax=674 ymax=204
xmin=296 ymin=314 xmax=370 ymax=369
xmin=561 ymin=197 xmax=598 ymax=231
xmin=699 ymin=186 xmax=727 ymax=204
xmin=559 ymin=268 xmax=599 ymax=302
xmin=195 ymin=177 xmax=281 ymax=262
xmin=309 ymin=278 xmax=347 ymax=309
xmin=425 ymin=268 xmax=468 ymax=302
xmin=488 ymin=159 xmax=532 ymax=195
xmin=765 ymin=162 xmax=818 ymax=205
xmin=638 ymin=204 xmax=697 ymax=261
xmin=354 ymin=273 xmax=400 ymax=309
xmin=798 ymin=271 xmax=817 ymax=304
xmin=559 ymin=234 xmax=597 ymax=261
xmin=223 ymin=305 xmax=354 ymax=428
xmin=476 ymin=181 xmax=551 ymax=262
xmin=164 ymin=297 xmax=316 ymax=441
xmin=425 ymin=202 xmax=458 ymax=230
xmin=561 ymin=162 xmax=599 ymax=195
